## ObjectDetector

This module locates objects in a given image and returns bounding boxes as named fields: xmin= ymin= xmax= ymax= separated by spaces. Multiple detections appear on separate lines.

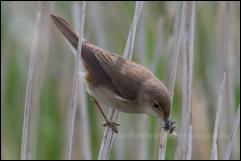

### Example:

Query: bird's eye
xmin=153 ymin=103 xmax=159 ymax=109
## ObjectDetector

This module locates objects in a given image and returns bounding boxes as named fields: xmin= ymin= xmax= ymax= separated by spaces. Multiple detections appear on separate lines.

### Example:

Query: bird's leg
xmin=93 ymin=99 xmax=120 ymax=133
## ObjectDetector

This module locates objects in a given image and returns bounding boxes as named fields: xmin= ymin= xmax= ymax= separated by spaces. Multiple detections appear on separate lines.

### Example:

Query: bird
xmin=50 ymin=14 xmax=175 ymax=134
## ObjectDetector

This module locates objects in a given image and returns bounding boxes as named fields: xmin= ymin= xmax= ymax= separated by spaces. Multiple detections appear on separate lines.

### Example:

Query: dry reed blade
xmin=71 ymin=2 xmax=91 ymax=159
xmin=175 ymin=1 xmax=195 ymax=160
xmin=27 ymin=3 xmax=54 ymax=159
xmin=136 ymin=16 xmax=149 ymax=160
xmin=21 ymin=12 xmax=41 ymax=160
xmin=98 ymin=1 xmax=144 ymax=160
xmin=65 ymin=2 xmax=86 ymax=160
xmin=158 ymin=2 xmax=186 ymax=160
xmin=210 ymin=73 xmax=227 ymax=160
xmin=224 ymin=104 xmax=240 ymax=160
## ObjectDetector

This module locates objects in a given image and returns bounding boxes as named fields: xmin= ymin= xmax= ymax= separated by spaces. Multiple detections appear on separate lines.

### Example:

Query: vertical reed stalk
xmin=216 ymin=2 xmax=237 ymax=158
xmin=158 ymin=2 xmax=186 ymax=160
xmin=21 ymin=12 xmax=41 ymax=160
xmin=136 ymin=16 xmax=148 ymax=160
xmin=136 ymin=16 xmax=164 ymax=160
xmin=224 ymin=104 xmax=240 ymax=160
xmin=175 ymin=1 xmax=195 ymax=160
xmin=89 ymin=2 xmax=125 ymax=159
xmin=98 ymin=2 xmax=144 ymax=160
xmin=27 ymin=3 xmax=54 ymax=159
xmin=72 ymin=2 xmax=91 ymax=159
xmin=210 ymin=73 xmax=226 ymax=160
xmin=65 ymin=2 xmax=86 ymax=160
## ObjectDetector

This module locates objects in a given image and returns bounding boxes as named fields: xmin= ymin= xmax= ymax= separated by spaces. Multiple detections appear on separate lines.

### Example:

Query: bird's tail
xmin=50 ymin=14 xmax=86 ymax=49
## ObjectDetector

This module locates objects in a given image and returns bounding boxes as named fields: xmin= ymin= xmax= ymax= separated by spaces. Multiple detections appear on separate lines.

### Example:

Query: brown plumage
xmin=50 ymin=14 xmax=175 ymax=133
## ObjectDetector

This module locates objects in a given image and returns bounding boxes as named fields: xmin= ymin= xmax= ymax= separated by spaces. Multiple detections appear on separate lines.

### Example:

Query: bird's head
xmin=138 ymin=78 xmax=175 ymax=133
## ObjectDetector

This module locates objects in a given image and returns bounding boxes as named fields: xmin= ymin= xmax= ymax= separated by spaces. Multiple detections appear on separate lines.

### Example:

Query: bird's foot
xmin=102 ymin=121 xmax=120 ymax=133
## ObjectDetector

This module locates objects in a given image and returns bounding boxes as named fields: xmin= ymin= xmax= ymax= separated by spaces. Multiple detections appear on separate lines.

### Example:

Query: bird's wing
xmin=81 ymin=42 xmax=154 ymax=101
xmin=50 ymin=14 xmax=153 ymax=101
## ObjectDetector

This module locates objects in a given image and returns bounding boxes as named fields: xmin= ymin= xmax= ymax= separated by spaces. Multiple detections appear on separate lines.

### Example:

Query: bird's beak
xmin=164 ymin=117 xmax=171 ymax=127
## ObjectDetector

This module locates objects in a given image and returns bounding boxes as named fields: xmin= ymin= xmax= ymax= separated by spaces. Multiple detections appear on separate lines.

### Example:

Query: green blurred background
xmin=1 ymin=1 xmax=240 ymax=160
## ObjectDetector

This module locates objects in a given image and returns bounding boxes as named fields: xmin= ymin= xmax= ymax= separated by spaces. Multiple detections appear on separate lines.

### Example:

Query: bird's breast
xmin=86 ymin=84 xmax=144 ymax=113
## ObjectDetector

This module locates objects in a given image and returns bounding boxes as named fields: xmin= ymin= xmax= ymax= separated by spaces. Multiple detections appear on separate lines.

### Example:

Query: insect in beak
xmin=163 ymin=117 xmax=176 ymax=134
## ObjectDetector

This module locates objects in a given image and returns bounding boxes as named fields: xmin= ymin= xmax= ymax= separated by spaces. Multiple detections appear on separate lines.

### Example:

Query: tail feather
xmin=50 ymin=14 xmax=86 ymax=49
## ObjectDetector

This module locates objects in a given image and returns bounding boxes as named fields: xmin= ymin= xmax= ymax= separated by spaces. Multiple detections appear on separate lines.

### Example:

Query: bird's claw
xmin=102 ymin=121 xmax=120 ymax=133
